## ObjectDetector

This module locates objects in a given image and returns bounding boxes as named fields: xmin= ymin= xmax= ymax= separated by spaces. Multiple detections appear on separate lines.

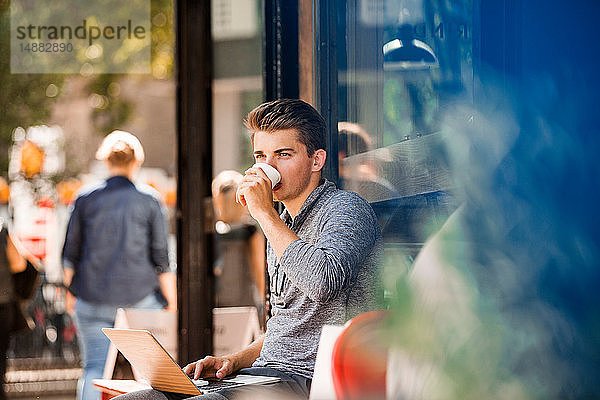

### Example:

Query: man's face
xmin=252 ymin=129 xmax=315 ymax=204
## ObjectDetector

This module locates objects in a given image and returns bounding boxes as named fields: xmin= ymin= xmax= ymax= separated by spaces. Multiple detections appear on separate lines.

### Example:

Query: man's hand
xmin=63 ymin=267 xmax=76 ymax=315
xmin=158 ymin=272 xmax=177 ymax=312
xmin=183 ymin=335 xmax=265 ymax=381
xmin=236 ymin=166 xmax=275 ymax=219
xmin=237 ymin=165 xmax=299 ymax=260
xmin=183 ymin=355 xmax=235 ymax=380
xmin=65 ymin=291 xmax=77 ymax=316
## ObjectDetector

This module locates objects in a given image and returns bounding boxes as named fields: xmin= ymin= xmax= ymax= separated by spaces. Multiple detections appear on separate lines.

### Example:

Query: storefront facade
xmin=176 ymin=0 xmax=600 ymax=368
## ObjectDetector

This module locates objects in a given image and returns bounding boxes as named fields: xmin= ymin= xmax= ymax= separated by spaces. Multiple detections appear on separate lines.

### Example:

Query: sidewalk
xmin=5 ymin=358 xmax=80 ymax=399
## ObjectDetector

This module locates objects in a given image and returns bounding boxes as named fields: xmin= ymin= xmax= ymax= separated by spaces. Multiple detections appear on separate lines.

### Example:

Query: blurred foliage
xmin=0 ymin=0 xmax=64 ymax=176
xmin=150 ymin=0 xmax=175 ymax=79
xmin=384 ymin=221 xmax=529 ymax=399
xmin=0 ymin=0 xmax=174 ymax=177
xmin=86 ymin=75 xmax=133 ymax=137
xmin=86 ymin=0 xmax=174 ymax=137
xmin=384 ymin=68 xmax=600 ymax=398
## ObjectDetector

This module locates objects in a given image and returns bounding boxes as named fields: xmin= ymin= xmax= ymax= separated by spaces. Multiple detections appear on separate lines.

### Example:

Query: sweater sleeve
xmin=278 ymin=193 xmax=380 ymax=302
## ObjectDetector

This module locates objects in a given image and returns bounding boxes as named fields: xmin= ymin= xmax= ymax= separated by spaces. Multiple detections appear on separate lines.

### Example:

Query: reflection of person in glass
xmin=211 ymin=170 xmax=265 ymax=318
xmin=62 ymin=131 xmax=177 ymax=400
xmin=338 ymin=122 xmax=398 ymax=202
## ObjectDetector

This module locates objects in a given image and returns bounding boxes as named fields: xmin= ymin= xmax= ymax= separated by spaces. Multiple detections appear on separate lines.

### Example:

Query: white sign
xmin=212 ymin=0 xmax=258 ymax=41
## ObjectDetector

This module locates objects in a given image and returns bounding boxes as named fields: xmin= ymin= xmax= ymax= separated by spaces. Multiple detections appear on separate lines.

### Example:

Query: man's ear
xmin=312 ymin=149 xmax=327 ymax=172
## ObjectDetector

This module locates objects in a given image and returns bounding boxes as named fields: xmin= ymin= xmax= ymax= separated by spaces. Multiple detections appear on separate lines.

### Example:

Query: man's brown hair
xmin=107 ymin=143 xmax=136 ymax=167
xmin=244 ymin=99 xmax=327 ymax=156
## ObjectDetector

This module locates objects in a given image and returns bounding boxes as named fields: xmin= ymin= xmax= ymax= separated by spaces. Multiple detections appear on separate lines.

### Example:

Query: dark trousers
xmin=0 ymin=302 xmax=15 ymax=400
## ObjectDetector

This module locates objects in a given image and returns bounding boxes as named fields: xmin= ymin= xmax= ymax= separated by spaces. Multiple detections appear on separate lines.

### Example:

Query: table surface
xmin=93 ymin=379 xmax=151 ymax=395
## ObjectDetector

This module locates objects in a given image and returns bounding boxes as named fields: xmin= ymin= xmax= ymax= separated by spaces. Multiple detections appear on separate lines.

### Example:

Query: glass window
xmin=210 ymin=0 xmax=266 ymax=321
xmin=2 ymin=0 xmax=177 ymax=373
xmin=335 ymin=0 xmax=473 ymax=280
xmin=212 ymin=0 xmax=263 ymax=175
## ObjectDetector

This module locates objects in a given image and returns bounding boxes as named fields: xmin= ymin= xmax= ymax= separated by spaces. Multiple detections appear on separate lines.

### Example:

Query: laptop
xmin=102 ymin=328 xmax=280 ymax=395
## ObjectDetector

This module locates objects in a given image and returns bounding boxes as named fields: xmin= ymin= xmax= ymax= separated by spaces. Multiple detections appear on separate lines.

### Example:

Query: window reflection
xmin=338 ymin=0 xmax=471 ymax=259
xmin=338 ymin=122 xmax=398 ymax=203
xmin=210 ymin=0 xmax=265 ymax=319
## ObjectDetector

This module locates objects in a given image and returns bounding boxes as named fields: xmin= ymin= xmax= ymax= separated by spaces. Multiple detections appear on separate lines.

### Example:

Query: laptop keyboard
xmin=197 ymin=380 xmax=244 ymax=393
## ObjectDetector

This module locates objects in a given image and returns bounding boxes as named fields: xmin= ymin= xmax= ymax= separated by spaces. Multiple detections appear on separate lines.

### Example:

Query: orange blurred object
xmin=57 ymin=179 xmax=83 ymax=205
xmin=0 ymin=177 xmax=9 ymax=204
xmin=20 ymin=140 xmax=45 ymax=178
xmin=332 ymin=311 xmax=389 ymax=400
xmin=165 ymin=188 xmax=176 ymax=208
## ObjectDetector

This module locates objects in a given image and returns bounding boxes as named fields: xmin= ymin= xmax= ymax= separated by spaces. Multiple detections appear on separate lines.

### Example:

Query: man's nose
xmin=264 ymin=156 xmax=277 ymax=168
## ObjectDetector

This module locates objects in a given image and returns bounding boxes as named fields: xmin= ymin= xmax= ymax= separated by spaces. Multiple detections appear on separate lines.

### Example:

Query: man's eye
xmin=279 ymin=153 xmax=290 ymax=157
xmin=255 ymin=154 xmax=265 ymax=159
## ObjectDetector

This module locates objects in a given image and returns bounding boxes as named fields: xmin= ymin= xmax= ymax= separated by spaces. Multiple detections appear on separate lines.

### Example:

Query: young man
xmin=118 ymin=99 xmax=381 ymax=400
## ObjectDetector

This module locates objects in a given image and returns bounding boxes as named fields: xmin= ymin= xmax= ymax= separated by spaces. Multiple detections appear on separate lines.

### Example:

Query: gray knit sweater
xmin=252 ymin=180 xmax=382 ymax=379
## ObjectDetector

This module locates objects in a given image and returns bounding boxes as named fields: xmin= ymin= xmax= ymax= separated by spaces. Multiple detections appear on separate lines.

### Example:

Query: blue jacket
xmin=62 ymin=176 xmax=170 ymax=305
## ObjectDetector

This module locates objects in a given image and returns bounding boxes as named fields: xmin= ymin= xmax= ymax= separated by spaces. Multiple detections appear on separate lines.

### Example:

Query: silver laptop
xmin=102 ymin=328 xmax=280 ymax=396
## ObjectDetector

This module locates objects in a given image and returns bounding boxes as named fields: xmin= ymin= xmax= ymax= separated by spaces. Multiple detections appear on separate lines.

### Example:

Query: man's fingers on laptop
xmin=183 ymin=361 xmax=196 ymax=376
xmin=194 ymin=357 xmax=212 ymax=379
xmin=215 ymin=360 xmax=232 ymax=379
xmin=184 ymin=359 xmax=208 ymax=379
xmin=184 ymin=356 xmax=231 ymax=380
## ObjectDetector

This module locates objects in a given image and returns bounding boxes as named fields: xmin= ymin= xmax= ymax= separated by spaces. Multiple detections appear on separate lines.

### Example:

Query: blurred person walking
xmin=62 ymin=131 xmax=177 ymax=400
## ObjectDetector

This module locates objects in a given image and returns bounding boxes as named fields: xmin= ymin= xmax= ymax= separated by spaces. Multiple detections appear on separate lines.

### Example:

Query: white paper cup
xmin=253 ymin=163 xmax=281 ymax=188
